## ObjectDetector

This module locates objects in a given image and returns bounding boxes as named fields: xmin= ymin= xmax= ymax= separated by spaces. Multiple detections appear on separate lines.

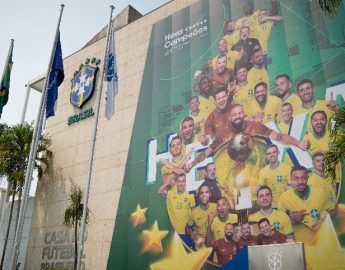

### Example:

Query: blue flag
xmin=105 ymin=24 xmax=119 ymax=120
xmin=46 ymin=32 xmax=64 ymax=118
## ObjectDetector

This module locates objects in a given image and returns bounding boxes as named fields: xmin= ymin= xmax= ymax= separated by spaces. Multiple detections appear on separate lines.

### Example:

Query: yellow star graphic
xmin=150 ymin=232 xmax=212 ymax=270
xmin=130 ymin=204 xmax=148 ymax=227
xmin=140 ymin=221 xmax=168 ymax=253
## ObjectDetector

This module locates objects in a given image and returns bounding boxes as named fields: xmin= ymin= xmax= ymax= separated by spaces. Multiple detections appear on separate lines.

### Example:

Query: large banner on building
xmin=107 ymin=0 xmax=345 ymax=269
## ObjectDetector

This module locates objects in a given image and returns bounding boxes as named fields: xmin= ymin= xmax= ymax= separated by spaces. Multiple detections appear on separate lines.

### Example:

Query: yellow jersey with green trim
xmin=293 ymin=100 xmax=334 ymax=135
xmin=276 ymin=93 xmax=302 ymax=123
xmin=304 ymin=129 xmax=332 ymax=154
xmin=223 ymin=31 xmax=240 ymax=49
xmin=190 ymin=96 xmax=213 ymax=137
xmin=161 ymin=155 xmax=185 ymax=176
xmin=188 ymin=203 xmax=217 ymax=239
xmin=232 ymin=82 xmax=255 ymax=112
xmin=166 ymin=186 xmax=195 ymax=234
xmin=247 ymin=67 xmax=269 ymax=86
xmin=211 ymin=51 xmax=241 ymax=71
xmin=258 ymin=162 xmax=291 ymax=208
xmin=210 ymin=214 xmax=238 ymax=241
xmin=256 ymin=21 xmax=273 ymax=53
xmin=279 ymin=185 xmax=336 ymax=245
xmin=235 ymin=11 xmax=259 ymax=38
xmin=249 ymin=209 xmax=294 ymax=237
xmin=277 ymin=121 xmax=290 ymax=135
xmin=309 ymin=172 xmax=336 ymax=197
xmin=247 ymin=95 xmax=282 ymax=123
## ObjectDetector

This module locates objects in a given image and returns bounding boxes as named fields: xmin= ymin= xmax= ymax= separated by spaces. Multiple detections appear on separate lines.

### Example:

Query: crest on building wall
xmin=70 ymin=58 xmax=100 ymax=108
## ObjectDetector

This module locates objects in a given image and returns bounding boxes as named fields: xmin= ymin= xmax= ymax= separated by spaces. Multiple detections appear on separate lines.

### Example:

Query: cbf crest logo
xmin=267 ymin=250 xmax=282 ymax=270
xmin=70 ymin=58 xmax=100 ymax=108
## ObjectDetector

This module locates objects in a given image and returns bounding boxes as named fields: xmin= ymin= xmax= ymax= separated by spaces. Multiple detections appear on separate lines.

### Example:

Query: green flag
xmin=0 ymin=40 xmax=14 ymax=118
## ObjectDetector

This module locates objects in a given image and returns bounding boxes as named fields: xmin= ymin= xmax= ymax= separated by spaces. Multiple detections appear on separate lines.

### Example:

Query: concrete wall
xmin=0 ymin=197 xmax=34 ymax=270
xmin=25 ymin=0 xmax=199 ymax=269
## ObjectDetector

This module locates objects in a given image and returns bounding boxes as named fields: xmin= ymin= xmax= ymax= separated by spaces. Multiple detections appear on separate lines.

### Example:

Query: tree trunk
xmin=74 ymin=219 xmax=78 ymax=270
xmin=0 ymin=193 xmax=16 ymax=269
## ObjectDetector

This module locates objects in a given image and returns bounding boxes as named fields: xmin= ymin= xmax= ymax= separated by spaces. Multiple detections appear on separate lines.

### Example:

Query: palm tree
xmin=0 ymin=122 xmax=52 ymax=269
xmin=318 ymin=0 xmax=343 ymax=17
xmin=325 ymin=106 xmax=345 ymax=179
xmin=63 ymin=181 xmax=89 ymax=270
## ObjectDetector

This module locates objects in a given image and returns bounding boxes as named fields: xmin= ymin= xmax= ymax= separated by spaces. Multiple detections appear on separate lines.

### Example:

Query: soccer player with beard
xmin=304 ymin=110 xmax=332 ymax=153
xmin=249 ymin=185 xmax=295 ymax=241
xmin=237 ymin=222 xmax=257 ymax=250
xmin=179 ymin=116 xmax=198 ymax=145
xmin=186 ymin=185 xmax=217 ymax=249
xmin=246 ymin=49 xmax=269 ymax=86
xmin=279 ymin=166 xmax=336 ymax=245
xmin=229 ymin=104 xmax=308 ymax=150
xmin=211 ymin=39 xmax=242 ymax=71
xmin=294 ymin=79 xmax=338 ymax=133
xmin=257 ymin=218 xmax=287 ymax=245
xmin=206 ymin=197 xmax=238 ymax=246
xmin=223 ymin=20 xmax=240 ymax=49
xmin=186 ymin=104 xmax=308 ymax=170
xmin=274 ymin=75 xmax=301 ymax=107
xmin=211 ymin=223 xmax=238 ymax=266
xmin=208 ymin=54 xmax=235 ymax=93
xmin=247 ymin=82 xmax=282 ymax=123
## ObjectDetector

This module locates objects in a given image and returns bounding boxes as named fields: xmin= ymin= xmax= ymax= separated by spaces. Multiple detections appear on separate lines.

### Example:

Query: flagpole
xmin=9 ymin=5 xmax=65 ymax=269
xmin=0 ymin=39 xmax=14 ymax=224
xmin=0 ymin=39 xmax=14 ymax=84
xmin=76 ymin=5 xmax=115 ymax=270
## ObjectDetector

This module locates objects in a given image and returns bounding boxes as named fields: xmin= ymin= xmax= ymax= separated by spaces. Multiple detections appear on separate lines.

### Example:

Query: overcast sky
xmin=0 ymin=0 xmax=170 ymax=126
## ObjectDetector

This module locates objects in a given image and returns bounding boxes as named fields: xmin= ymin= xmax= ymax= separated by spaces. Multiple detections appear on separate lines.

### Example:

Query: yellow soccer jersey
xmin=235 ymin=11 xmax=259 ymax=38
xmin=161 ymin=155 xmax=185 ymax=176
xmin=211 ymin=51 xmax=241 ymax=71
xmin=247 ymin=67 xmax=269 ymax=86
xmin=308 ymin=172 xmax=336 ymax=196
xmin=210 ymin=214 xmax=238 ymax=241
xmin=188 ymin=203 xmax=217 ymax=239
xmin=166 ymin=186 xmax=195 ymax=234
xmin=223 ymin=31 xmax=240 ymax=49
xmin=276 ymin=93 xmax=302 ymax=123
xmin=304 ymin=129 xmax=332 ymax=154
xmin=247 ymin=95 xmax=282 ymax=123
xmin=256 ymin=21 xmax=273 ymax=53
xmin=232 ymin=82 xmax=255 ymax=112
xmin=249 ymin=209 xmax=294 ymax=236
xmin=258 ymin=163 xmax=291 ymax=208
xmin=293 ymin=100 xmax=334 ymax=134
xmin=279 ymin=186 xmax=336 ymax=245
xmin=277 ymin=121 xmax=290 ymax=135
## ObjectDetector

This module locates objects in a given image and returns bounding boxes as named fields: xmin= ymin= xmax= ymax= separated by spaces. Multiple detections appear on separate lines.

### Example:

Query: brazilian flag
xmin=0 ymin=40 xmax=14 ymax=119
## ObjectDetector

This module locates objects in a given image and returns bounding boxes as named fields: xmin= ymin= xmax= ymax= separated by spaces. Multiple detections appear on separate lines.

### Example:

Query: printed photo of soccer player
xmin=256 ymin=218 xmax=287 ymax=245
xmin=211 ymin=223 xmax=238 ymax=266
xmin=186 ymin=185 xmax=216 ymax=250
xmin=279 ymin=166 xmax=337 ymax=245
xmin=237 ymin=222 xmax=257 ymax=250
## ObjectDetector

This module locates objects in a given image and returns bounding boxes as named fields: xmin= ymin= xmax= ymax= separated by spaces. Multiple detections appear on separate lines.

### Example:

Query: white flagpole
xmin=76 ymin=5 xmax=115 ymax=270
xmin=9 ymin=5 xmax=65 ymax=270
